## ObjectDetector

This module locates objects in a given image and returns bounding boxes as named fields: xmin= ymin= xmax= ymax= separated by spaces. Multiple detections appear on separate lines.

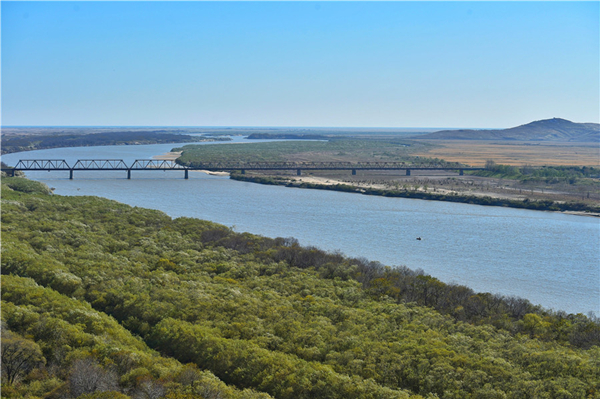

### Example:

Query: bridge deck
xmin=2 ymin=159 xmax=484 ymax=179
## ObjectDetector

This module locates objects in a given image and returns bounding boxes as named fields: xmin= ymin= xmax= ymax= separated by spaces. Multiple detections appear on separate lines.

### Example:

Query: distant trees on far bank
xmin=1 ymin=131 xmax=230 ymax=155
xmin=480 ymin=160 xmax=599 ymax=183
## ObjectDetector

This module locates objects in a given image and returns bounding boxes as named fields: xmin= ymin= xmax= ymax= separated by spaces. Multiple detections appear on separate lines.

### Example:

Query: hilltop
xmin=417 ymin=118 xmax=600 ymax=142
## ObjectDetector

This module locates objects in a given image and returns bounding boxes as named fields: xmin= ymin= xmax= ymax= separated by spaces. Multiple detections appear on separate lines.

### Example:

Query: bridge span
xmin=2 ymin=159 xmax=484 ymax=179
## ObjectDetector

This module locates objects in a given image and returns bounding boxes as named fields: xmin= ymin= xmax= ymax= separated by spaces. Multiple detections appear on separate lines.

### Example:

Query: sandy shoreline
xmin=264 ymin=175 xmax=600 ymax=218
xmin=152 ymin=151 xmax=230 ymax=176
xmin=153 ymin=151 xmax=182 ymax=160
xmin=288 ymin=175 xmax=524 ymax=200
xmin=197 ymin=170 xmax=230 ymax=176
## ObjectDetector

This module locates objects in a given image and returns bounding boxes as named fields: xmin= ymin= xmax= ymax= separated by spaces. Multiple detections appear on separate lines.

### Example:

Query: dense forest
xmin=1 ymin=132 xmax=229 ymax=155
xmin=2 ymin=177 xmax=599 ymax=398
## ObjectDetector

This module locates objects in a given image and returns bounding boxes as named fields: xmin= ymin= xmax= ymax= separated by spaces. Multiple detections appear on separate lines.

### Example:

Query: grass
xmin=413 ymin=140 xmax=600 ymax=167
xmin=174 ymin=139 xmax=440 ymax=165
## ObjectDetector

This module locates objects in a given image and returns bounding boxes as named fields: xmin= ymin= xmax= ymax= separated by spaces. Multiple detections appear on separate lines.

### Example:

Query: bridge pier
xmin=127 ymin=170 xmax=131 ymax=180
xmin=69 ymin=170 xmax=74 ymax=180
xmin=297 ymin=169 xmax=302 ymax=176
xmin=352 ymin=169 xmax=356 ymax=175
xmin=459 ymin=169 xmax=464 ymax=176
xmin=241 ymin=169 xmax=245 ymax=175
xmin=184 ymin=170 xmax=189 ymax=179
xmin=406 ymin=169 xmax=411 ymax=176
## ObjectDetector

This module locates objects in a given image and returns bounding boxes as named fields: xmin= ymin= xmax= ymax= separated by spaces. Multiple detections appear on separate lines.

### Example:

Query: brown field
xmin=413 ymin=140 xmax=600 ymax=167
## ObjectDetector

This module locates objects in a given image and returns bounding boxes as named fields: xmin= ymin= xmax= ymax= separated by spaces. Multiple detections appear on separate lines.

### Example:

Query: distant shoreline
xmin=152 ymin=151 xmax=182 ymax=160
xmin=230 ymin=174 xmax=600 ymax=217
xmin=153 ymin=152 xmax=230 ymax=176
xmin=0 ymin=131 xmax=231 ymax=155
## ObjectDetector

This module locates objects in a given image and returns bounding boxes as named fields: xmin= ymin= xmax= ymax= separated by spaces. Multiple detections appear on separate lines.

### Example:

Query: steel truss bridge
xmin=2 ymin=159 xmax=484 ymax=179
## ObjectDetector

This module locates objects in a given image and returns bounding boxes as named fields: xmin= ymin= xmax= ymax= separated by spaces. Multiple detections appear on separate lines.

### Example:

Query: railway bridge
xmin=2 ymin=159 xmax=484 ymax=179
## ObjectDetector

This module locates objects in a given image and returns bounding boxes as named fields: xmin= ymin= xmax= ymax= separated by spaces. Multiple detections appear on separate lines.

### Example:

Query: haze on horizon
xmin=2 ymin=1 xmax=599 ymax=129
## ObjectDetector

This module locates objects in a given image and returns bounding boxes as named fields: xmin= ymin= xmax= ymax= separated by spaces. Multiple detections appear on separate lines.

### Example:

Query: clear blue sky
xmin=2 ymin=1 xmax=598 ymax=128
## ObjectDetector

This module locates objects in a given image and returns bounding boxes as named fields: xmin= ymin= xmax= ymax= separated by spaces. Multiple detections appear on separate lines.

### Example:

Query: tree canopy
xmin=2 ymin=176 xmax=599 ymax=398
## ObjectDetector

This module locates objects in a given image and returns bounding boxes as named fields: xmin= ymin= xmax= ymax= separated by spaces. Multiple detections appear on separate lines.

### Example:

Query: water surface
xmin=3 ymin=141 xmax=599 ymax=315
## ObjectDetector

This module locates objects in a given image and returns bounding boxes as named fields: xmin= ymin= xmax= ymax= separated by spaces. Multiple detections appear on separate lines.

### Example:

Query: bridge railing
xmin=72 ymin=159 xmax=129 ymax=170
xmin=13 ymin=159 xmax=71 ymax=170
xmin=130 ymin=160 xmax=185 ymax=169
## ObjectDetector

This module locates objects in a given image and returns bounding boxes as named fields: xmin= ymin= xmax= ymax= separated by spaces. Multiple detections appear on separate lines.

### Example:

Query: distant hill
xmin=417 ymin=118 xmax=600 ymax=142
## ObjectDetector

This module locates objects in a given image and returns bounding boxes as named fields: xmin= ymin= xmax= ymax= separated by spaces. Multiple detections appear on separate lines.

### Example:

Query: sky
xmin=1 ymin=1 xmax=599 ymax=129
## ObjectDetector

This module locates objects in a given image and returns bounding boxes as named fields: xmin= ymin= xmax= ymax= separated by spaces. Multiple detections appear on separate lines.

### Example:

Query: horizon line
xmin=1 ymin=125 xmax=469 ymax=130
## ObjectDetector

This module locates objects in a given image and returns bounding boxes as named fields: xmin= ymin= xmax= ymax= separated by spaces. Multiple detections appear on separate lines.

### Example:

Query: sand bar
xmin=153 ymin=151 xmax=182 ymax=160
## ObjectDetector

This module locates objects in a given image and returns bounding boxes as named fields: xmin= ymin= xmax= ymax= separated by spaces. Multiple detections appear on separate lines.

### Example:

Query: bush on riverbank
xmin=2 ymin=176 xmax=53 ymax=195
xmin=470 ymin=161 xmax=600 ymax=184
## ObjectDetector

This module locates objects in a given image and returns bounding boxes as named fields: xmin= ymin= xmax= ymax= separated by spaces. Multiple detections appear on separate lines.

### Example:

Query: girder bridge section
xmin=2 ymin=159 xmax=483 ymax=179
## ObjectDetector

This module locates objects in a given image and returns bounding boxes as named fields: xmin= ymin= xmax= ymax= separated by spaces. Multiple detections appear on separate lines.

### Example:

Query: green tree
xmin=1 ymin=330 xmax=46 ymax=385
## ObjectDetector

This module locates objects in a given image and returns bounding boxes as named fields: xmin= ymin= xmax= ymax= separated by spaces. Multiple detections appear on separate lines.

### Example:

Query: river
xmin=2 ymin=138 xmax=599 ymax=315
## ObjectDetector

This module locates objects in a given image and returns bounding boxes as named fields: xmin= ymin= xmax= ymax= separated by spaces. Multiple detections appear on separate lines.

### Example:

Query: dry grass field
xmin=413 ymin=140 xmax=600 ymax=167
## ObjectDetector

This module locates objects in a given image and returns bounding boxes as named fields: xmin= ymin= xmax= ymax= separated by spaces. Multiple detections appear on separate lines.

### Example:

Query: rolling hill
xmin=418 ymin=118 xmax=600 ymax=142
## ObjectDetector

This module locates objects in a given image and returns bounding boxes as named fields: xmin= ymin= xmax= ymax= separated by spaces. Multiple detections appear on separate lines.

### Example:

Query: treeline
xmin=246 ymin=133 xmax=330 ymax=140
xmin=2 ymin=177 xmax=599 ymax=398
xmin=1 ymin=131 xmax=230 ymax=154
xmin=231 ymin=174 xmax=600 ymax=214
xmin=173 ymin=139 xmax=437 ymax=166
xmin=471 ymin=161 xmax=600 ymax=184
xmin=216 ymin=214 xmax=600 ymax=348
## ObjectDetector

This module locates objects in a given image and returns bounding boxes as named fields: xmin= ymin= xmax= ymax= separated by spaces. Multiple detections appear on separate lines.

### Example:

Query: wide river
xmin=3 ymin=138 xmax=599 ymax=315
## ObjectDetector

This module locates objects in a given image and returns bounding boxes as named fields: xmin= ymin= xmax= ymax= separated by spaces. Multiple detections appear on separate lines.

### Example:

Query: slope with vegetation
xmin=2 ymin=177 xmax=599 ymax=398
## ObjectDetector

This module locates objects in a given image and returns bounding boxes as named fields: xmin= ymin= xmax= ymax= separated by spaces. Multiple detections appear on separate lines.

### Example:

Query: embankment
xmin=231 ymin=174 xmax=600 ymax=216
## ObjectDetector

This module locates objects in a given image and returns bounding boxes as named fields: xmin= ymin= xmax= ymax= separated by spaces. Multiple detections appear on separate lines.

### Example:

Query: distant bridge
xmin=2 ymin=159 xmax=484 ymax=179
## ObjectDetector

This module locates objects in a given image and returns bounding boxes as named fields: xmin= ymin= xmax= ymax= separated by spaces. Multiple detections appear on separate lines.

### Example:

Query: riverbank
xmin=231 ymin=174 xmax=600 ymax=216
xmin=152 ymin=152 xmax=230 ymax=176
xmin=0 ymin=130 xmax=231 ymax=155
xmin=153 ymin=147 xmax=600 ymax=216
xmin=153 ymin=151 xmax=182 ymax=160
